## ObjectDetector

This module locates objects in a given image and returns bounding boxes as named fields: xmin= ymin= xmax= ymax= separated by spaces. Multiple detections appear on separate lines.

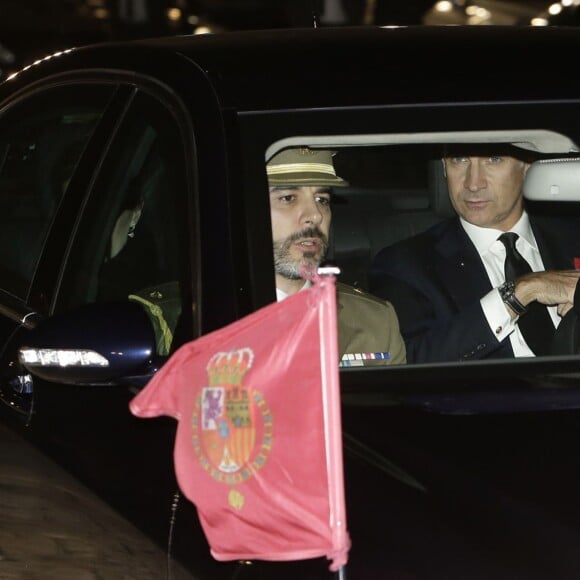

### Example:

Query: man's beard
xmin=273 ymin=226 xmax=329 ymax=280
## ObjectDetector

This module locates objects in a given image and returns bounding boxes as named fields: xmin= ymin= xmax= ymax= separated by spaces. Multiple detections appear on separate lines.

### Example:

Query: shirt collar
xmin=276 ymin=279 xmax=312 ymax=301
xmin=460 ymin=211 xmax=536 ymax=255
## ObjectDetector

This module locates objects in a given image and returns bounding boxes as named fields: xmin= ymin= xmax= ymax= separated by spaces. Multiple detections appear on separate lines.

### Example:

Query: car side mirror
xmin=18 ymin=301 xmax=163 ymax=387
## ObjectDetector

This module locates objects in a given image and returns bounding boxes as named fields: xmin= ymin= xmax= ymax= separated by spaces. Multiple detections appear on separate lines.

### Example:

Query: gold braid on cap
xmin=267 ymin=162 xmax=337 ymax=177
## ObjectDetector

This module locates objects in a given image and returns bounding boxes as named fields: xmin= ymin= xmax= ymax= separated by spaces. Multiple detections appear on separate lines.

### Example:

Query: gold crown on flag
xmin=207 ymin=348 xmax=254 ymax=386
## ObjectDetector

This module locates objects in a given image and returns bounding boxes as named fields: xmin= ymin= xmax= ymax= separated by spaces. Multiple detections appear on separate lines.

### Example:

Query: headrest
xmin=267 ymin=147 xmax=349 ymax=187
xmin=428 ymin=160 xmax=455 ymax=218
xmin=523 ymin=158 xmax=580 ymax=201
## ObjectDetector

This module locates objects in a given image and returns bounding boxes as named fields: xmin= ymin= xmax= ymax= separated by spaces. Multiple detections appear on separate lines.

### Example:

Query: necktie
xmin=498 ymin=232 xmax=554 ymax=355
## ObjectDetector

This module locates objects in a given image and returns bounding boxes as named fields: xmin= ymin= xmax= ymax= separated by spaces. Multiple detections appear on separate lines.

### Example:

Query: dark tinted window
xmin=0 ymin=86 xmax=111 ymax=298
xmin=58 ymin=90 xmax=190 ymax=354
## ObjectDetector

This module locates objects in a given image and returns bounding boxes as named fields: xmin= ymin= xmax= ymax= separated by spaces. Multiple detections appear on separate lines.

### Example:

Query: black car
xmin=2 ymin=25 xmax=580 ymax=579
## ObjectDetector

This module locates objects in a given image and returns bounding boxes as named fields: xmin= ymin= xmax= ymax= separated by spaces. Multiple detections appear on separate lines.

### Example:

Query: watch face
xmin=500 ymin=281 xmax=514 ymax=299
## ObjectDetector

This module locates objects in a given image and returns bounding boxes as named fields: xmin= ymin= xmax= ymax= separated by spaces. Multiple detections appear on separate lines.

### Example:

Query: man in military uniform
xmin=268 ymin=147 xmax=406 ymax=366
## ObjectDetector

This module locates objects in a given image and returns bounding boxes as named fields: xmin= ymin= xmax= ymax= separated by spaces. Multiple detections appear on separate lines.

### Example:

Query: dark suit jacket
xmin=369 ymin=214 xmax=580 ymax=363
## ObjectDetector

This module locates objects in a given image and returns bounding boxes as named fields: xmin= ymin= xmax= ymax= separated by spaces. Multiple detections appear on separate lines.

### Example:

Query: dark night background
xmin=0 ymin=1 xmax=435 ymax=79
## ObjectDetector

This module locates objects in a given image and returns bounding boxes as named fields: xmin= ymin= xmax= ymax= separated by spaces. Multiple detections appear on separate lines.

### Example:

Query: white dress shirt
xmin=276 ymin=280 xmax=311 ymax=302
xmin=461 ymin=212 xmax=559 ymax=357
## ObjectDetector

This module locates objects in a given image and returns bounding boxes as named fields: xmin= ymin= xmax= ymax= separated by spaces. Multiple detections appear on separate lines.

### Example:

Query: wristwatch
xmin=499 ymin=281 xmax=527 ymax=316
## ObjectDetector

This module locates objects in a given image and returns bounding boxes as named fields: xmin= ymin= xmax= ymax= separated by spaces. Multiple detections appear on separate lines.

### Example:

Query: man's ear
xmin=441 ymin=158 xmax=447 ymax=178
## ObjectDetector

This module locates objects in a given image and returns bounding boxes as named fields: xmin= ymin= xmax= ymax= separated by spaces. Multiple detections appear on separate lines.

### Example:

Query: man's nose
xmin=301 ymin=200 xmax=323 ymax=225
xmin=464 ymin=161 xmax=486 ymax=192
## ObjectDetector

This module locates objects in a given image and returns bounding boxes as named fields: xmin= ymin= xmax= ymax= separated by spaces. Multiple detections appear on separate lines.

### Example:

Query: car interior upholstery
xmin=330 ymin=158 xmax=454 ymax=290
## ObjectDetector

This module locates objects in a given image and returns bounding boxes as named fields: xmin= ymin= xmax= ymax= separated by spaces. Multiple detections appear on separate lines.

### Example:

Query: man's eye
xmin=316 ymin=196 xmax=331 ymax=206
xmin=278 ymin=194 xmax=295 ymax=203
xmin=449 ymin=157 xmax=468 ymax=164
xmin=488 ymin=156 xmax=502 ymax=164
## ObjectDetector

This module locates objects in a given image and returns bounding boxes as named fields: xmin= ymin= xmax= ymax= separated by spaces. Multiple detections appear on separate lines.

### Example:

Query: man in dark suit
xmin=268 ymin=147 xmax=406 ymax=366
xmin=369 ymin=147 xmax=580 ymax=363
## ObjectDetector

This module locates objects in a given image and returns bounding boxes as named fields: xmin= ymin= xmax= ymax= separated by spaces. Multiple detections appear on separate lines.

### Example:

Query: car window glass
xmin=58 ymin=90 xmax=189 ymax=355
xmin=0 ymin=86 xmax=112 ymax=299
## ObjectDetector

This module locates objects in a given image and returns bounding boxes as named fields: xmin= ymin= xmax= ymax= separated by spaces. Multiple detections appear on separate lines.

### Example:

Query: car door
xmin=0 ymin=80 xmax=211 ymax=570
xmin=234 ymin=97 xmax=580 ymax=578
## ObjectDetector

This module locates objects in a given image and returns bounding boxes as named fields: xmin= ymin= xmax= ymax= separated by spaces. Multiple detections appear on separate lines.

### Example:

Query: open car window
xmin=263 ymin=129 xmax=580 ymax=371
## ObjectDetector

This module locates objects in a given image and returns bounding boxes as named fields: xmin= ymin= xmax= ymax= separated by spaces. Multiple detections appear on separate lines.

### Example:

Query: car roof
xmin=3 ymin=25 xmax=580 ymax=111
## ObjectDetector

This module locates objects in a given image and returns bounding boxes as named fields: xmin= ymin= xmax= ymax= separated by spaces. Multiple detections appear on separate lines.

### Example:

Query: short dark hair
xmin=441 ymin=143 xmax=541 ymax=164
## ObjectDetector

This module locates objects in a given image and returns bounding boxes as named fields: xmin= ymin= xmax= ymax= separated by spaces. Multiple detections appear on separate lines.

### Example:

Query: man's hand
xmin=515 ymin=270 xmax=580 ymax=317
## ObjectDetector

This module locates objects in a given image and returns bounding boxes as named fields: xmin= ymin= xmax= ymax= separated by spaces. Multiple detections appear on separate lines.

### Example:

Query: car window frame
xmin=236 ymin=99 xmax=580 ymax=412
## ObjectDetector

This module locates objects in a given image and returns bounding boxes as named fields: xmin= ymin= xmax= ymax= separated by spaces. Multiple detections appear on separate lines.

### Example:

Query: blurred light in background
xmin=434 ymin=1 xmax=454 ymax=13
xmin=167 ymin=8 xmax=182 ymax=22
xmin=466 ymin=5 xmax=491 ymax=24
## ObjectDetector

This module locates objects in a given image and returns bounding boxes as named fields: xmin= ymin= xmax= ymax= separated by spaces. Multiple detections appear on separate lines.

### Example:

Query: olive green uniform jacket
xmin=131 ymin=281 xmax=406 ymax=365
xmin=337 ymin=282 xmax=406 ymax=366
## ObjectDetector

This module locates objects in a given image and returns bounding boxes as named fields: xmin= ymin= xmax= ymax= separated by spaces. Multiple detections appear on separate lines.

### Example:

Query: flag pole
xmin=317 ymin=266 xmax=349 ymax=575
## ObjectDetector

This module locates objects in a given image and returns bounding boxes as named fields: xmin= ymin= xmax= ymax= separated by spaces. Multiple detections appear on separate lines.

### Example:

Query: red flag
xmin=129 ymin=272 xmax=350 ymax=571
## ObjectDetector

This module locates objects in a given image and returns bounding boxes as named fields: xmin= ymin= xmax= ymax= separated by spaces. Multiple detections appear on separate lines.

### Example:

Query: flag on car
xmin=129 ymin=270 xmax=350 ymax=571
